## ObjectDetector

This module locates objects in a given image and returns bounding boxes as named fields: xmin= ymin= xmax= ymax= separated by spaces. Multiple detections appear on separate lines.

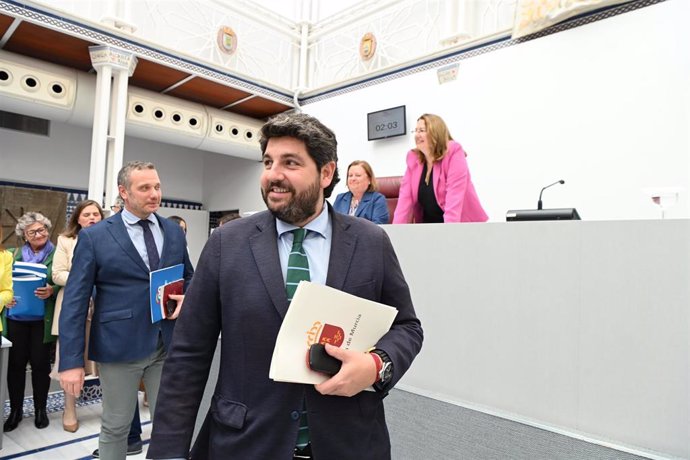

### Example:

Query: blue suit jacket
xmin=147 ymin=207 xmax=423 ymax=460
xmin=332 ymin=191 xmax=390 ymax=224
xmin=58 ymin=212 xmax=193 ymax=370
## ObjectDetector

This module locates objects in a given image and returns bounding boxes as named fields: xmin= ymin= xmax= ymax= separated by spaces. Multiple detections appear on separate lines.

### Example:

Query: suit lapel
xmin=410 ymin=160 xmax=423 ymax=205
xmin=156 ymin=214 xmax=172 ymax=268
xmin=342 ymin=193 xmax=352 ymax=212
xmin=326 ymin=210 xmax=356 ymax=291
xmin=106 ymin=214 xmax=150 ymax=273
xmin=249 ymin=214 xmax=289 ymax=318
xmin=354 ymin=192 xmax=371 ymax=218
xmin=433 ymin=160 xmax=443 ymax=202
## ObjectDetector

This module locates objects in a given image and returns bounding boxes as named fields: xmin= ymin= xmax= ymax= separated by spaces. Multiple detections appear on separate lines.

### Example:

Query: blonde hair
xmin=347 ymin=160 xmax=378 ymax=192
xmin=414 ymin=113 xmax=453 ymax=164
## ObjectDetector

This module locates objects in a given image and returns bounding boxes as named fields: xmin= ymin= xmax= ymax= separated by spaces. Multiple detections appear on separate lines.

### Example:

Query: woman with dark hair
xmin=393 ymin=113 xmax=488 ymax=223
xmin=51 ymin=199 xmax=104 ymax=432
xmin=3 ymin=212 xmax=59 ymax=432
xmin=168 ymin=215 xmax=187 ymax=235
xmin=333 ymin=160 xmax=389 ymax=224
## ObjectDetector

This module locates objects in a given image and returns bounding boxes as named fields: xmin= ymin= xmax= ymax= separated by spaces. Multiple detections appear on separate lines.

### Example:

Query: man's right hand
xmin=60 ymin=368 xmax=85 ymax=397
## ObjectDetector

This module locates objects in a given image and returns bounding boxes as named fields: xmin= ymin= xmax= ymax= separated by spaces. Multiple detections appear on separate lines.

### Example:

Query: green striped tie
xmin=286 ymin=228 xmax=311 ymax=449
xmin=286 ymin=228 xmax=310 ymax=301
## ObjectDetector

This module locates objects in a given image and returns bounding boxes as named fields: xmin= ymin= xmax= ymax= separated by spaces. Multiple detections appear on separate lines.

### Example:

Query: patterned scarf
xmin=21 ymin=240 xmax=54 ymax=263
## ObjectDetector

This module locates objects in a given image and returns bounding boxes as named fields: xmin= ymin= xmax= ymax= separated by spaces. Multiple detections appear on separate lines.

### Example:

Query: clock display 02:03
xmin=374 ymin=121 xmax=399 ymax=132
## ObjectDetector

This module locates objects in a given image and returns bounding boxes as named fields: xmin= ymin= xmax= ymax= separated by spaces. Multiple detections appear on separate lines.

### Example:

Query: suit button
xmin=290 ymin=411 xmax=300 ymax=420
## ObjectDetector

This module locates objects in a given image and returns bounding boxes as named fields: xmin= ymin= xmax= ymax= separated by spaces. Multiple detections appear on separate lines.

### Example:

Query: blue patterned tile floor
xmin=0 ymin=383 xmax=151 ymax=459
xmin=3 ymin=379 xmax=102 ymax=419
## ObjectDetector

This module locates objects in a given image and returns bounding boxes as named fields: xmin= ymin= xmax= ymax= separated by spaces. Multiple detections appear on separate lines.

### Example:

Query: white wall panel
xmin=202 ymin=151 xmax=266 ymax=214
xmin=309 ymin=1 xmax=689 ymax=222
xmin=0 ymin=121 xmax=206 ymax=204
xmin=385 ymin=219 xmax=689 ymax=459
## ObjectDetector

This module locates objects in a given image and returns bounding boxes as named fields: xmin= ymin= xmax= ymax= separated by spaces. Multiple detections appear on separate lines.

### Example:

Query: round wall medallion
xmin=217 ymin=26 xmax=238 ymax=55
xmin=359 ymin=32 xmax=377 ymax=61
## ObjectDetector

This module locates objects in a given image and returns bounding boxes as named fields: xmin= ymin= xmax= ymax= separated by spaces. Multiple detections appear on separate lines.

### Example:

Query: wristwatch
xmin=371 ymin=349 xmax=393 ymax=387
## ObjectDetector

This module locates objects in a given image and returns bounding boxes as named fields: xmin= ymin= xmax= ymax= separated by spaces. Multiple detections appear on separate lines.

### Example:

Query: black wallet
xmin=308 ymin=343 xmax=342 ymax=375
xmin=165 ymin=299 xmax=177 ymax=318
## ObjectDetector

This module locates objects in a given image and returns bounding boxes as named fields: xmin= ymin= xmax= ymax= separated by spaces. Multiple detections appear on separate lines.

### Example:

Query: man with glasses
xmin=110 ymin=196 xmax=125 ymax=215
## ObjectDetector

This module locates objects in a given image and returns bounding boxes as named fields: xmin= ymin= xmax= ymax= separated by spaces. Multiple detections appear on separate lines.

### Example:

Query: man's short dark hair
xmin=118 ymin=161 xmax=156 ymax=190
xmin=218 ymin=213 xmax=241 ymax=226
xmin=259 ymin=113 xmax=340 ymax=198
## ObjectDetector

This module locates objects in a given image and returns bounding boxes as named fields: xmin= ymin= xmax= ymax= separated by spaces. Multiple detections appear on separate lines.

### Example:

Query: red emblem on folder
xmin=306 ymin=321 xmax=344 ymax=348
xmin=318 ymin=323 xmax=344 ymax=347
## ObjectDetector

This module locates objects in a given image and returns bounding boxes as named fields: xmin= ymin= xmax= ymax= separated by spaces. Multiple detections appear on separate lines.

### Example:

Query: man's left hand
xmin=314 ymin=343 xmax=377 ymax=397
xmin=166 ymin=294 xmax=184 ymax=320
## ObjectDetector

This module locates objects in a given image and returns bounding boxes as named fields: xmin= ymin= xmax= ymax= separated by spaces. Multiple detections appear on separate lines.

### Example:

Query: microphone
xmin=537 ymin=180 xmax=565 ymax=210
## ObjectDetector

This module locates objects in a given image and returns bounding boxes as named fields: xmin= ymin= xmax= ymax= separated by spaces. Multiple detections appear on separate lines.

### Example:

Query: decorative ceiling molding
xmin=0 ymin=0 xmax=294 ymax=106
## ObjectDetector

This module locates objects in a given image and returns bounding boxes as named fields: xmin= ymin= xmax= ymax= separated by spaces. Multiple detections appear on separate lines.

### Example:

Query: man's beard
xmin=261 ymin=178 xmax=321 ymax=225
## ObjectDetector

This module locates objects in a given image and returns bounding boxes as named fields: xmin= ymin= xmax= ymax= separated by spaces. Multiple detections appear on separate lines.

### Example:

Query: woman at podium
xmin=333 ymin=160 xmax=389 ymax=224
xmin=393 ymin=113 xmax=488 ymax=223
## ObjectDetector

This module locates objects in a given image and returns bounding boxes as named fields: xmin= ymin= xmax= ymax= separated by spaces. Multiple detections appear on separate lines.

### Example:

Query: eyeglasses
xmin=26 ymin=227 xmax=47 ymax=237
xmin=413 ymin=129 xmax=427 ymax=134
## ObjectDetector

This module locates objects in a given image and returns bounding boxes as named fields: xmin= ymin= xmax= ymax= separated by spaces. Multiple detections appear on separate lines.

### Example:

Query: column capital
xmin=88 ymin=45 xmax=138 ymax=76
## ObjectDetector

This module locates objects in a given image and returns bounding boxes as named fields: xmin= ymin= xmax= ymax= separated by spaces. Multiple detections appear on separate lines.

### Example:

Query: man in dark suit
xmin=59 ymin=161 xmax=194 ymax=460
xmin=147 ymin=113 xmax=423 ymax=460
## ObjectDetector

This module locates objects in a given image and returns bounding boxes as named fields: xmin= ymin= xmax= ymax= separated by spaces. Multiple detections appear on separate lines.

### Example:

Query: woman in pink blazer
xmin=393 ymin=113 xmax=488 ymax=223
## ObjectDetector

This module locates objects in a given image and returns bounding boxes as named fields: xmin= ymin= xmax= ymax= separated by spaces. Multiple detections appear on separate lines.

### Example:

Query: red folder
xmin=160 ymin=279 xmax=183 ymax=318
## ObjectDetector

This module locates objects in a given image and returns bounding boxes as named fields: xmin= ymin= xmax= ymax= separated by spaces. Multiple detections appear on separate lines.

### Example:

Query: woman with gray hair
xmin=2 ymin=212 xmax=59 ymax=432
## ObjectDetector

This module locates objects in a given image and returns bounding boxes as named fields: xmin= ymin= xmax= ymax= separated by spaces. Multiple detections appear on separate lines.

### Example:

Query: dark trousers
xmin=6 ymin=319 xmax=52 ymax=411
xmin=128 ymin=403 xmax=142 ymax=444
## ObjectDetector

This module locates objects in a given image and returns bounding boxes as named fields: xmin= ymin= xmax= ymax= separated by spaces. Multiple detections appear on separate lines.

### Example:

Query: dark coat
xmin=147 ymin=207 xmax=423 ymax=460
xmin=333 ymin=191 xmax=390 ymax=224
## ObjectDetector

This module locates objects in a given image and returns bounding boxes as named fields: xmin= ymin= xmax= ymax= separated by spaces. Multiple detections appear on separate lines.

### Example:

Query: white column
xmin=297 ymin=21 xmax=310 ymax=91
xmin=441 ymin=0 xmax=472 ymax=46
xmin=87 ymin=63 xmax=112 ymax=204
xmin=105 ymin=68 xmax=132 ymax=209
xmin=88 ymin=46 xmax=137 ymax=209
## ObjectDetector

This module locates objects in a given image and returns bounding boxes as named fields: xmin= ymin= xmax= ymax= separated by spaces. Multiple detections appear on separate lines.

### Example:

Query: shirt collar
xmin=276 ymin=201 xmax=329 ymax=239
xmin=121 ymin=208 xmax=156 ymax=226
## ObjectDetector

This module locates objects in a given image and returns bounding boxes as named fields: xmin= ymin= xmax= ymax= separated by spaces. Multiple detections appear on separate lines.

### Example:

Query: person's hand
xmin=5 ymin=298 xmax=16 ymax=308
xmin=314 ymin=344 xmax=378 ymax=397
xmin=34 ymin=285 xmax=53 ymax=300
xmin=60 ymin=368 xmax=86 ymax=397
xmin=166 ymin=294 xmax=184 ymax=320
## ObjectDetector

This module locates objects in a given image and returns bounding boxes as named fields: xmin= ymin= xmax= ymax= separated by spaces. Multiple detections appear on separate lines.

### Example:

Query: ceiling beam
xmin=162 ymin=75 xmax=196 ymax=94
xmin=0 ymin=17 xmax=20 ymax=48
xmin=221 ymin=95 xmax=256 ymax=110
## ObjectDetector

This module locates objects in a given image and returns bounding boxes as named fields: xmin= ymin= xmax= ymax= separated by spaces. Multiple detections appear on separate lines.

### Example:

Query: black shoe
xmin=3 ymin=410 xmax=23 ymax=432
xmin=92 ymin=441 xmax=144 ymax=458
xmin=127 ymin=441 xmax=143 ymax=455
xmin=34 ymin=409 xmax=49 ymax=429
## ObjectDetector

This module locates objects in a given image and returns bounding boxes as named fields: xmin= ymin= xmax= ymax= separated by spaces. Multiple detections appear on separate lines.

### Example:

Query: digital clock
xmin=367 ymin=105 xmax=406 ymax=141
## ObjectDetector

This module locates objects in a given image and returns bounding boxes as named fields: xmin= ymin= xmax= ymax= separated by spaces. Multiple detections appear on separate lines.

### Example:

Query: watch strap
xmin=370 ymin=349 xmax=393 ymax=386
xmin=369 ymin=351 xmax=383 ymax=381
